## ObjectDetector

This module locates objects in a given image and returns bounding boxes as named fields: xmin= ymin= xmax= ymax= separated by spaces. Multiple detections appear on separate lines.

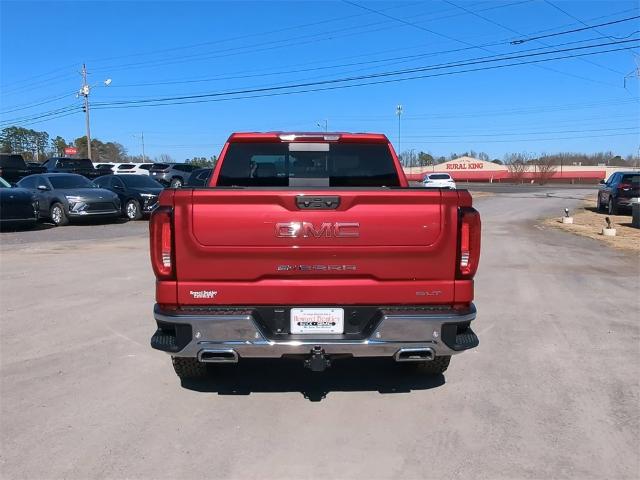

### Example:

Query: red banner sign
xmin=64 ymin=147 xmax=77 ymax=155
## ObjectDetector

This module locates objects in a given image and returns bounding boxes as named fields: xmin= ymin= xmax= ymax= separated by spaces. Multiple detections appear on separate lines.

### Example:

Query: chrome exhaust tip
xmin=394 ymin=347 xmax=435 ymax=362
xmin=197 ymin=349 xmax=239 ymax=363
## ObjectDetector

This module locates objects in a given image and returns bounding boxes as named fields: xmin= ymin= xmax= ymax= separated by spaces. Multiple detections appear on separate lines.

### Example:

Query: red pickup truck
xmin=150 ymin=132 xmax=481 ymax=379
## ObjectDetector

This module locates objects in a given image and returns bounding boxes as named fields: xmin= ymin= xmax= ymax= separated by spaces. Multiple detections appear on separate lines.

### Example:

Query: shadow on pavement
xmin=180 ymin=358 xmax=445 ymax=402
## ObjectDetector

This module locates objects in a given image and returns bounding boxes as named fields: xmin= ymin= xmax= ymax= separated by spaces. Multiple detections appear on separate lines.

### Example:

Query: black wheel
xmin=171 ymin=357 xmax=208 ymax=379
xmin=50 ymin=202 xmax=69 ymax=226
xmin=608 ymin=198 xmax=618 ymax=215
xmin=124 ymin=199 xmax=143 ymax=220
xmin=407 ymin=355 xmax=451 ymax=375
xmin=597 ymin=194 xmax=605 ymax=212
xmin=169 ymin=177 xmax=183 ymax=188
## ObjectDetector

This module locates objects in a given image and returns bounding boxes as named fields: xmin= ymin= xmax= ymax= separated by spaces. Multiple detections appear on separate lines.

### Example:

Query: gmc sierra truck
xmin=149 ymin=132 xmax=481 ymax=379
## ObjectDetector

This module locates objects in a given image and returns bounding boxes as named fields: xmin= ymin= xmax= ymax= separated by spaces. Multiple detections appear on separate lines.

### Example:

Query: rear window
xmin=427 ymin=174 xmax=451 ymax=180
xmin=139 ymin=164 xmax=153 ymax=170
xmin=121 ymin=176 xmax=163 ymax=188
xmin=58 ymin=159 xmax=94 ymax=169
xmin=217 ymin=142 xmax=400 ymax=187
xmin=0 ymin=154 xmax=26 ymax=168
xmin=151 ymin=163 xmax=170 ymax=170
xmin=118 ymin=164 xmax=135 ymax=170
xmin=621 ymin=174 xmax=639 ymax=184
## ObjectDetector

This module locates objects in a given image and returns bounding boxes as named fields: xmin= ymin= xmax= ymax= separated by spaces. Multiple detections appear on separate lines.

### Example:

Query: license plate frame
xmin=290 ymin=308 xmax=344 ymax=334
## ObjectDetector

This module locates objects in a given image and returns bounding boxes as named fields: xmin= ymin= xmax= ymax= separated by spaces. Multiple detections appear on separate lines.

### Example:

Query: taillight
xmin=457 ymin=208 xmax=481 ymax=279
xmin=150 ymin=206 xmax=174 ymax=279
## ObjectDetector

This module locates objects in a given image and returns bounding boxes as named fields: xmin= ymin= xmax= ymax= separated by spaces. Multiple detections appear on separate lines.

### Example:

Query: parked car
xmin=114 ymin=163 xmax=153 ymax=176
xmin=0 ymin=176 xmax=39 ymax=228
xmin=149 ymin=163 xmax=196 ymax=188
xmin=93 ymin=174 xmax=163 ymax=220
xmin=185 ymin=168 xmax=212 ymax=187
xmin=597 ymin=171 xmax=640 ymax=214
xmin=17 ymin=173 xmax=120 ymax=226
xmin=422 ymin=172 xmax=456 ymax=189
xmin=149 ymin=132 xmax=481 ymax=380
xmin=94 ymin=162 xmax=117 ymax=172
xmin=42 ymin=157 xmax=109 ymax=180
xmin=0 ymin=153 xmax=46 ymax=184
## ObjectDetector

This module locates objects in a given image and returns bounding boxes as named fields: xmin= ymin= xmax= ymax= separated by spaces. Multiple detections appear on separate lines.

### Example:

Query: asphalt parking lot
xmin=1 ymin=188 xmax=638 ymax=479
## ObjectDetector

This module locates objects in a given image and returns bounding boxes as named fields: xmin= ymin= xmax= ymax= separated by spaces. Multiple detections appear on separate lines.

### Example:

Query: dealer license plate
xmin=290 ymin=308 xmax=344 ymax=334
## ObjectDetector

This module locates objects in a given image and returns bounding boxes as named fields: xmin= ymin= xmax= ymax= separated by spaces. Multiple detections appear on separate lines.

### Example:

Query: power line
xmin=442 ymin=0 xmax=625 ymax=76
xmin=89 ymin=2 xmax=426 ymax=64
xmin=511 ymin=15 xmax=640 ymax=44
xmin=409 ymin=132 xmax=639 ymax=144
xmin=0 ymin=91 xmax=75 ymax=115
xmin=0 ymin=104 xmax=80 ymax=125
xmin=94 ymin=7 xmax=637 ymax=89
xmin=88 ymin=39 xmax=638 ymax=109
xmin=544 ymin=0 xmax=620 ymax=42
xmin=403 ymin=126 xmax=639 ymax=138
xmin=84 ymin=44 xmax=636 ymax=113
xmin=109 ymin=33 xmax=627 ymax=90
xmin=333 ymin=98 xmax=639 ymax=120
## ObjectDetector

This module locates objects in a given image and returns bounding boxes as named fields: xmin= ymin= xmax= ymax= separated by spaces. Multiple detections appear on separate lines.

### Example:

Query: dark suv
xmin=598 ymin=171 xmax=640 ymax=214
xmin=0 ymin=154 xmax=46 ymax=183
xmin=149 ymin=163 xmax=196 ymax=188
xmin=42 ymin=157 xmax=108 ymax=180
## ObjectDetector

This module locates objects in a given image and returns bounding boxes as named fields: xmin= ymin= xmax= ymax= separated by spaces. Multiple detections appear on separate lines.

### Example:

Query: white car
xmin=94 ymin=162 xmax=116 ymax=172
xmin=422 ymin=173 xmax=456 ymax=189
xmin=114 ymin=163 xmax=153 ymax=175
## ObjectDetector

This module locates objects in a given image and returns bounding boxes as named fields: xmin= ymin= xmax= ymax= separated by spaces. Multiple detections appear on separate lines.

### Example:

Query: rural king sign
xmin=446 ymin=161 xmax=484 ymax=170
xmin=64 ymin=147 xmax=77 ymax=155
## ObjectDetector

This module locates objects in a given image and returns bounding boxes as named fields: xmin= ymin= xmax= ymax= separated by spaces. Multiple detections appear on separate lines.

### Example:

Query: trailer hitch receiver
xmin=305 ymin=346 xmax=331 ymax=372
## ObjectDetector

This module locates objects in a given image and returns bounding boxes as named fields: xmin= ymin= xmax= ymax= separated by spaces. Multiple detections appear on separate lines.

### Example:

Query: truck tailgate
xmin=170 ymin=188 xmax=463 ymax=305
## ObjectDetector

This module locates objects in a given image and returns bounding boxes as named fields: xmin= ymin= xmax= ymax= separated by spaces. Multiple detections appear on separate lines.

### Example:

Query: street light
xmin=78 ymin=64 xmax=111 ymax=161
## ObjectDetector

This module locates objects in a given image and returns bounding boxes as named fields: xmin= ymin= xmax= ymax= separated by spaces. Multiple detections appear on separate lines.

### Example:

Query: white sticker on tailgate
xmin=290 ymin=308 xmax=344 ymax=334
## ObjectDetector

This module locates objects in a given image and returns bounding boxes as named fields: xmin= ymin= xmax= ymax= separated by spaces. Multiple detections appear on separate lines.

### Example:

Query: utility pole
xmin=78 ymin=64 xmax=112 ymax=161
xmin=133 ymin=132 xmax=147 ymax=162
xmin=80 ymin=64 xmax=92 ymax=160
xmin=396 ymin=104 xmax=403 ymax=162
xmin=141 ymin=131 xmax=146 ymax=162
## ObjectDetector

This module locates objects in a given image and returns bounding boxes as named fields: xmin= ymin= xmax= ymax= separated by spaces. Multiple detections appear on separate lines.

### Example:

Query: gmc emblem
xmin=275 ymin=222 xmax=360 ymax=238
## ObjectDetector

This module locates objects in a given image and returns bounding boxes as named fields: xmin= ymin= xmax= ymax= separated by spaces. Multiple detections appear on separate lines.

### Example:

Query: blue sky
xmin=1 ymin=0 xmax=639 ymax=161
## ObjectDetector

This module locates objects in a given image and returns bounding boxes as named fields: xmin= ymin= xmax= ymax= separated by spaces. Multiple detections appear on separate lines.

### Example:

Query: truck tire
xmin=171 ymin=357 xmax=207 ymax=379
xmin=409 ymin=355 xmax=451 ymax=375
xmin=608 ymin=198 xmax=618 ymax=215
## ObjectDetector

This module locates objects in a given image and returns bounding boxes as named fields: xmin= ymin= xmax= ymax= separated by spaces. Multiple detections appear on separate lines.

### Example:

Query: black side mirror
xmin=37 ymin=185 xmax=50 ymax=191
xmin=599 ymin=180 xmax=605 ymax=185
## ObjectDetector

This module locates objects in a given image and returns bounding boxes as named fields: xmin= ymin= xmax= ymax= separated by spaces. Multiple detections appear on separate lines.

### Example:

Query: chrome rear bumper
xmin=151 ymin=304 xmax=478 ymax=360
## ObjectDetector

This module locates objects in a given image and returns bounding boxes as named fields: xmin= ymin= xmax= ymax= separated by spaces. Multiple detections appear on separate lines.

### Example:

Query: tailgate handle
xmin=296 ymin=196 xmax=340 ymax=210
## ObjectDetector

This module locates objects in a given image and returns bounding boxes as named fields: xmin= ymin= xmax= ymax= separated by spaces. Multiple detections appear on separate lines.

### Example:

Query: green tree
xmin=51 ymin=136 xmax=68 ymax=156
xmin=186 ymin=156 xmax=217 ymax=168
xmin=0 ymin=126 xmax=49 ymax=161
xmin=73 ymin=136 xmax=127 ymax=161
xmin=417 ymin=151 xmax=434 ymax=166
